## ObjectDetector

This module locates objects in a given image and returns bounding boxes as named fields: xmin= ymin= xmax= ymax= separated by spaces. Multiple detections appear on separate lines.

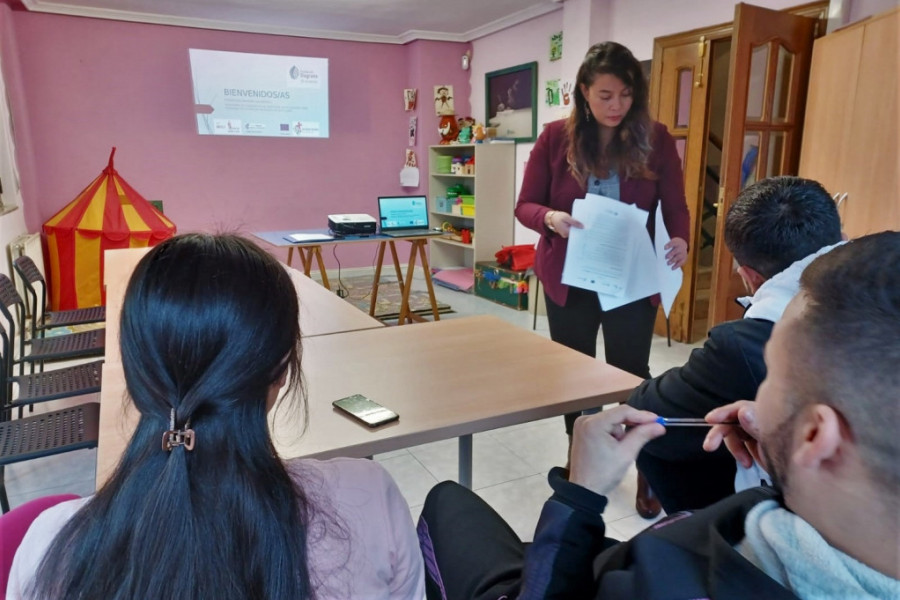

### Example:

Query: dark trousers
xmin=637 ymin=444 xmax=737 ymax=513
xmin=545 ymin=286 xmax=657 ymax=433
xmin=418 ymin=481 xmax=619 ymax=600
xmin=418 ymin=481 xmax=524 ymax=600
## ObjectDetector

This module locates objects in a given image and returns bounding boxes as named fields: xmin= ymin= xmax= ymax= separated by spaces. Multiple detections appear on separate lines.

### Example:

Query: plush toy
xmin=438 ymin=115 xmax=459 ymax=144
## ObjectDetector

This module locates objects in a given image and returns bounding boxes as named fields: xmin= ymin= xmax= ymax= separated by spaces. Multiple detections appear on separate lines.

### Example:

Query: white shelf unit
xmin=428 ymin=143 xmax=516 ymax=271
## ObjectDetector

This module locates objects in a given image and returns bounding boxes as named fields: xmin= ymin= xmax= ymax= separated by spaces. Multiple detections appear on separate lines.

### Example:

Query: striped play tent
xmin=43 ymin=148 xmax=176 ymax=310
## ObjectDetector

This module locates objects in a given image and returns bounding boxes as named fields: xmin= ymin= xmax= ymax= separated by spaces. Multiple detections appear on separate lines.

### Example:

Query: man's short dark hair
xmin=792 ymin=231 xmax=900 ymax=500
xmin=724 ymin=176 xmax=842 ymax=278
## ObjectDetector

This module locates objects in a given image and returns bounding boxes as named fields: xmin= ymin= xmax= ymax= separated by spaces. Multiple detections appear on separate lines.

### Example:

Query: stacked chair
xmin=0 ymin=265 xmax=105 ymax=513
xmin=12 ymin=256 xmax=106 ymax=341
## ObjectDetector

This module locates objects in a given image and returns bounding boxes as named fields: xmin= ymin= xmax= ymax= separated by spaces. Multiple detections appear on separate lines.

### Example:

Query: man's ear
xmin=737 ymin=265 xmax=767 ymax=295
xmin=793 ymin=404 xmax=844 ymax=470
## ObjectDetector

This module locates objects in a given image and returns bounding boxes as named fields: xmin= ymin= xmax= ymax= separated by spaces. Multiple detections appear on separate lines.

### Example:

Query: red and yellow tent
xmin=43 ymin=148 xmax=176 ymax=310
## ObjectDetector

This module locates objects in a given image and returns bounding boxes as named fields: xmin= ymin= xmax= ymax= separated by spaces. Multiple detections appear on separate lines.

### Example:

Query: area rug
xmin=338 ymin=275 xmax=452 ymax=320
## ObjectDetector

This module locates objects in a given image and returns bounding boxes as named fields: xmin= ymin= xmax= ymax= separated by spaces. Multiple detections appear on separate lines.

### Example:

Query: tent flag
xmin=43 ymin=147 xmax=176 ymax=310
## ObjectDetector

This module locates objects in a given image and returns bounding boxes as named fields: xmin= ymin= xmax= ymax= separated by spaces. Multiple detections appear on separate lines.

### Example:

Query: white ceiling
xmin=21 ymin=0 xmax=565 ymax=43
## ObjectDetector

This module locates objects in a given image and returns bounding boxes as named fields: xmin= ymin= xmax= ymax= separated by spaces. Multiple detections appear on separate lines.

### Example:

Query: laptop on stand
xmin=378 ymin=195 xmax=443 ymax=237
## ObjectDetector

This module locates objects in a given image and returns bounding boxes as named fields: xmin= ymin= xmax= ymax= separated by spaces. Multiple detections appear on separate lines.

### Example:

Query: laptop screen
xmin=378 ymin=196 xmax=429 ymax=231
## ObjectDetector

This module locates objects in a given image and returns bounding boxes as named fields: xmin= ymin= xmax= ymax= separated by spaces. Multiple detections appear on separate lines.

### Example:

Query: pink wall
xmin=6 ymin=11 xmax=468 ymax=267
xmin=406 ymin=39 xmax=472 ymax=180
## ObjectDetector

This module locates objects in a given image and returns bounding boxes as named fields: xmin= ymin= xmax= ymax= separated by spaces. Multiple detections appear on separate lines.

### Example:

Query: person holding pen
xmin=417 ymin=232 xmax=900 ymax=600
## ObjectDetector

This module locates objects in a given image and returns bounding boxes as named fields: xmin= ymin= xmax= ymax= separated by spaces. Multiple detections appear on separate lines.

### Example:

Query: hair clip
xmin=162 ymin=408 xmax=196 ymax=451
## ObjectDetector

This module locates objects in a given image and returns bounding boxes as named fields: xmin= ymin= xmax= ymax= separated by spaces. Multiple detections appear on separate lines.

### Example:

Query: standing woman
xmin=7 ymin=234 xmax=424 ymax=600
xmin=516 ymin=43 xmax=690 ymax=444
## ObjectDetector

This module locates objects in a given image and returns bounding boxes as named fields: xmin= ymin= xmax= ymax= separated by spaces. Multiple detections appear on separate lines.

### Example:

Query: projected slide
xmin=189 ymin=49 xmax=329 ymax=138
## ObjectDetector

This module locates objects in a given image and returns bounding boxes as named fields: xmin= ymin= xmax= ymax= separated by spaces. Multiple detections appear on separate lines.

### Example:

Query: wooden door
xmin=709 ymin=3 xmax=817 ymax=326
xmin=649 ymin=38 xmax=713 ymax=341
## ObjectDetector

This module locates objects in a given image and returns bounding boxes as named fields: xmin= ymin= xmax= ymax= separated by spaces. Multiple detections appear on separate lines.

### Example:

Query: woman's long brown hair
xmin=565 ymin=41 xmax=656 ymax=185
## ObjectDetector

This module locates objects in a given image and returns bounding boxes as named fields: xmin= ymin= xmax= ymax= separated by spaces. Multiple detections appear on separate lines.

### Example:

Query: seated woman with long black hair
xmin=7 ymin=233 xmax=424 ymax=599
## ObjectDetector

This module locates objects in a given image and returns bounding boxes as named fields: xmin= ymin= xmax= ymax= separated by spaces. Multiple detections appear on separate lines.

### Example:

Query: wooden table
xmin=96 ymin=247 xmax=384 ymax=487
xmin=97 ymin=304 xmax=641 ymax=488
xmin=103 ymin=247 xmax=383 ymax=347
xmin=253 ymin=229 xmax=443 ymax=325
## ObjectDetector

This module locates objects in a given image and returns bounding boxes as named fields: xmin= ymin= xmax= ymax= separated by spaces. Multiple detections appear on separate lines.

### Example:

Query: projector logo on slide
xmin=213 ymin=119 xmax=243 ymax=135
xmin=287 ymin=65 xmax=322 ymax=88
xmin=289 ymin=121 xmax=321 ymax=137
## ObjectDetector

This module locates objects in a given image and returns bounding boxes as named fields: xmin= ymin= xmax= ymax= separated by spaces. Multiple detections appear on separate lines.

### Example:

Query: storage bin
xmin=435 ymin=155 xmax=452 ymax=174
xmin=459 ymin=194 xmax=475 ymax=206
xmin=474 ymin=261 xmax=529 ymax=310
xmin=461 ymin=205 xmax=475 ymax=217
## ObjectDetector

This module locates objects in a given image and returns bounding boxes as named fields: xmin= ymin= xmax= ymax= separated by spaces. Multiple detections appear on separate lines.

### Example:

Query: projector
xmin=328 ymin=213 xmax=377 ymax=235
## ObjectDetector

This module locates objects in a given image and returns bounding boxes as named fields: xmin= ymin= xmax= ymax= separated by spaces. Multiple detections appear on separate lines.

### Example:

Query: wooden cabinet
xmin=428 ymin=143 xmax=515 ymax=271
xmin=799 ymin=7 xmax=899 ymax=238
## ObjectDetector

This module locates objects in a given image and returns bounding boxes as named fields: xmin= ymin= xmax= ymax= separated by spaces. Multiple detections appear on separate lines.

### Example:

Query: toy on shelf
xmin=438 ymin=115 xmax=459 ymax=144
xmin=439 ymin=221 xmax=474 ymax=244
xmin=472 ymin=123 xmax=486 ymax=143
xmin=456 ymin=116 xmax=475 ymax=143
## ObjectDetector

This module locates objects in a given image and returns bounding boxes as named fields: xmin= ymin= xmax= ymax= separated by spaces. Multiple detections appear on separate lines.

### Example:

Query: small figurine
xmin=472 ymin=123 xmax=486 ymax=143
xmin=456 ymin=116 xmax=475 ymax=144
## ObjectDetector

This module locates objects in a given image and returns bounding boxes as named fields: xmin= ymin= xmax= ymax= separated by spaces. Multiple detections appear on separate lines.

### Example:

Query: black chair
xmin=12 ymin=256 xmax=106 ymax=340
xmin=0 ymin=403 xmax=100 ymax=513
xmin=0 ymin=274 xmax=104 ymax=375
xmin=0 ymin=320 xmax=102 ymax=420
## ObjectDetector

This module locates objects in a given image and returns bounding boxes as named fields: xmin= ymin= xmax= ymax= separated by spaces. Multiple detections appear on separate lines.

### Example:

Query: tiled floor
xmin=4 ymin=272 xmax=700 ymax=544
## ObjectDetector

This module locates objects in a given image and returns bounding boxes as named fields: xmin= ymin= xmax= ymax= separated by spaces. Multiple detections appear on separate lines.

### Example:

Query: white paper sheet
xmin=562 ymin=196 xmax=637 ymax=296
xmin=285 ymin=233 xmax=334 ymax=243
xmin=400 ymin=166 xmax=420 ymax=187
xmin=596 ymin=213 xmax=659 ymax=311
xmin=562 ymin=195 xmax=686 ymax=311
xmin=654 ymin=208 xmax=683 ymax=318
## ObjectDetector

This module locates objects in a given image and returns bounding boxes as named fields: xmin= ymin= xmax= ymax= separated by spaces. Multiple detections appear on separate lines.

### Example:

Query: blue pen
xmin=656 ymin=417 xmax=737 ymax=427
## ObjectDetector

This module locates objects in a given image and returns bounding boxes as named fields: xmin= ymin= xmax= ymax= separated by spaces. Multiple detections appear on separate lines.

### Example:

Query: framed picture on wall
xmin=485 ymin=62 xmax=538 ymax=143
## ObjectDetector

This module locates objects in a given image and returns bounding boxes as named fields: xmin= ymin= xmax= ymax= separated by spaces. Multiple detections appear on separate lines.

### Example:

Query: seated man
xmin=631 ymin=176 xmax=843 ymax=514
xmin=418 ymin=231 xmax=900 ymax=600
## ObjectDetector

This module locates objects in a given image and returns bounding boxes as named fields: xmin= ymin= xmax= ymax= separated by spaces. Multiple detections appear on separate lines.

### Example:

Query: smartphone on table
xmin=332 ymin=394 xmax=399 ymax=428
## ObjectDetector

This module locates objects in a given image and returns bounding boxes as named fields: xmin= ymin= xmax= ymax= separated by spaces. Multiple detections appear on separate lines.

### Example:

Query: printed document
xmin=561 ymin=194 xmax=684 ymax=312
xmin=561 ymin=195 xmax=640 ymax=296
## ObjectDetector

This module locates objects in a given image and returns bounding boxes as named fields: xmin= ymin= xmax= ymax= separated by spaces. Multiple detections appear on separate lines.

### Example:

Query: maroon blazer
xmin=515 ymin=119 xmax=690 ymax=306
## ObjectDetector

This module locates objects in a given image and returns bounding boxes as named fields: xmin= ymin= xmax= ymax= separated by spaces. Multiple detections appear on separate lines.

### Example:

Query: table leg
xmin=298 ymin=247 xmax=313 ymax=276
xmin=314 ymin=247 xmax=330 ymax=290
xmin=458 ymin=434 xmax=473 ymax=489
xmin=416 ymin=240 xmax=440 ymax=322
xmin=397 ymin=241 xmax=419 ymax=325
xmin=388 ymin=242 xmax=404 ymax=287
xmin=287 ymin=246 xmax=295 ymax=268
xmin=370 ymin=242 xmax=388 ymax=317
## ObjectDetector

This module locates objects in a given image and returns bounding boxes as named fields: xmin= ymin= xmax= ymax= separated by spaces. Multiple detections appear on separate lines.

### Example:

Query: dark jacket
xmin=626 ymin=317 xmax=773 ymax=512
xmin=520 ymin=468 xmax=798 ymax=600
xmin=514 ymin=119 xmax=690 ymax=307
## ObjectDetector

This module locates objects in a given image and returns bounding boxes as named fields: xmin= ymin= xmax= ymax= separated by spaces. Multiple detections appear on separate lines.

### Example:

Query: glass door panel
xmin=746 ymin=44 xmax=769 ymax=120
xmin=773 ymin=45 xmax=795 ymax=122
